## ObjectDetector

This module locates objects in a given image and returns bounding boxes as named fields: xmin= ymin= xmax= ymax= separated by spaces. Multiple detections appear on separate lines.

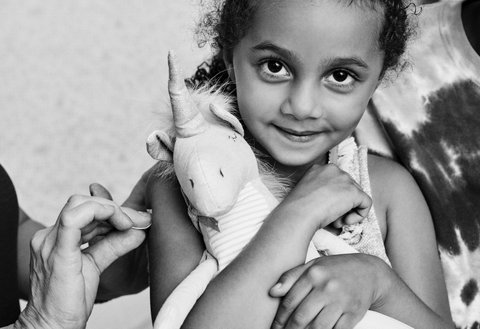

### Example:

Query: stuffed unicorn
xmin=146 ymin=52 xmax=413 ymax=329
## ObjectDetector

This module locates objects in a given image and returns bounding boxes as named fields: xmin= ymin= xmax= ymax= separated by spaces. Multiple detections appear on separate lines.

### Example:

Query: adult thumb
xmin=84 ymin=229 xmax=146 ymax=273
xmin=90 ymin=183 xmax=113 ymax=200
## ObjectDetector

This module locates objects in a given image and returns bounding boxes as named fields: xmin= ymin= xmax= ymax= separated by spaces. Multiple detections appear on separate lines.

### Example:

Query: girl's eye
xmin=259 ymin=59 xmax=291 ymax=81
xmin=325 ymin=70 xmax=356 ymax=88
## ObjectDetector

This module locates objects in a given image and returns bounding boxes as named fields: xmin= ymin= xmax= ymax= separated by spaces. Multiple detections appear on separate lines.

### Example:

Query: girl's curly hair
xmin=188 ymin=0 xmax=418 ymax=91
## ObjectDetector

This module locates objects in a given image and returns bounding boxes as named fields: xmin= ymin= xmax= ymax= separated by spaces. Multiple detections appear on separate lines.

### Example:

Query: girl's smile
xmin=228 ymin=0 xmax=385 ymax=176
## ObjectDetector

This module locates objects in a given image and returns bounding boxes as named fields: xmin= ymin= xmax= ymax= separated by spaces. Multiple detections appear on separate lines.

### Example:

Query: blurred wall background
xmin=0 ymin=1 xmax=210 ymax=328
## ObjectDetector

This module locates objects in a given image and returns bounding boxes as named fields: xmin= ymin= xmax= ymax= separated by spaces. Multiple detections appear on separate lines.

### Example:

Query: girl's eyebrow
xmin=324 ymin=57 xmax=370 ymax=70
xmin=251 ymin=41 xmax=370 ymax=71
xmin=251 ymin=41 xmax=300 ymax=63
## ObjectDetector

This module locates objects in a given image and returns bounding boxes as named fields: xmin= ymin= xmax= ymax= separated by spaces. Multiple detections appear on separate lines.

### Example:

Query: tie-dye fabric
xmin=361 ymin=2 xmax=480 ymax=328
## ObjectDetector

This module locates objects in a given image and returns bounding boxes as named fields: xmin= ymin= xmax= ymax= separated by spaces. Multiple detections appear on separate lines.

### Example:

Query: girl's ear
xmin=209 ymin=104 xmax=244 ymax=136
xmin=146 ymin=130 xmax=174 ymax=162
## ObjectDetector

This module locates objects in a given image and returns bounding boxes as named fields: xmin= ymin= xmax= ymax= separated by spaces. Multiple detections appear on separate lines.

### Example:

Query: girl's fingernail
xmin=103 ymin=205 xmax=115 ymax=212
xmin=271 ymin=283 xmax=282 ymax=291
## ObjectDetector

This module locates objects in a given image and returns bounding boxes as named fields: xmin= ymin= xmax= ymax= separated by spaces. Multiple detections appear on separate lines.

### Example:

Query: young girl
xmin=147 ymin=0 xmax=454 ymax=328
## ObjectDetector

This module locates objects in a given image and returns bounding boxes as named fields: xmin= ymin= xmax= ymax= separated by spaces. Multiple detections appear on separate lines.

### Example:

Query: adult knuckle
xmin=67 ymin=194 xmax=83 ymax=205
xmin=60 ymin=210 xmax=76 ymax=227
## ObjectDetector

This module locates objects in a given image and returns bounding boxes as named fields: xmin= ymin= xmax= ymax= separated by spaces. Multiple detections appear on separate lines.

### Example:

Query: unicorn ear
xmin=209 ymin=104 xmax=244 ymax=136
xmin=146 ymin=130 xmax=174 ymax=162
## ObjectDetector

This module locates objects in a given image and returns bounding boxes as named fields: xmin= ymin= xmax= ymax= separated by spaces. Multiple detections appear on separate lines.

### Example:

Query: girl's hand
xmin=269 ymin=254 xmax=387 ymax=329
xmin=283 ymin=164 xmax=372 ymax=230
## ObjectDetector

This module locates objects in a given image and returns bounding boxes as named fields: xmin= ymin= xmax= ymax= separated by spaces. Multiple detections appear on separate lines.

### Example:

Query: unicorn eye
xmin=220 ymin=169 xmax=224 ymax=177
xmin=189 ymin=179 xmax=194 ymax=188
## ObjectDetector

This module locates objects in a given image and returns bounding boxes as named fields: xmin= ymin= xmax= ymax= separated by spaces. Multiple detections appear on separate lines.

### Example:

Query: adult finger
xmin=84 ymin=228 xmax=146 ymax=273
xmin=56 ymin=201 xmax=117 ymax=254
xmin=89 ymin=183 xmax=113 ymax=200
xmin=283 ymin=291 xmax=325 ymax=329
xmin=121 ymin=207 xmax=151 ymax=229
xmin=309 ymin=305 xmax=343 ymax=329
xmin=65 ymin=197 xmax=134 ymax=231
xmin=81 ymin=224 xmax=113 ymax=244
xmin=271 ymin=263 xmax=316 ymax=329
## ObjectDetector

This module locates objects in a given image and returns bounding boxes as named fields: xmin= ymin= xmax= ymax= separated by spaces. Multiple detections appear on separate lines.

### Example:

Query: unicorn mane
xmin=151 ymin=85 xmax=290 ymax=200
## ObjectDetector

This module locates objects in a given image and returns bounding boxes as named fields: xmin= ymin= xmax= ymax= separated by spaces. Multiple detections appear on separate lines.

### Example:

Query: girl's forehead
xmin=245 ymin=0 xmax=384 ymax=60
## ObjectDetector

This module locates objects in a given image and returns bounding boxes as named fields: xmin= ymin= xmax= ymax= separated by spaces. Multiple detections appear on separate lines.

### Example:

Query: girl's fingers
xmin=333 ymin=313 xmax=362 ymax=329
xmin=310 ymin=305 xmax=343 ymax=329
xmin=283 ymin=291 xmax=325 ymax=329
xmin=336 ymin=190 xmax=372 ymax=228
xmin=271 ymin=263 xmax=316 ymax=329
xmin=83 ymin=228 xmax=146 ymax=273
xmin=270 ymin=262 xmax=312 ymax=297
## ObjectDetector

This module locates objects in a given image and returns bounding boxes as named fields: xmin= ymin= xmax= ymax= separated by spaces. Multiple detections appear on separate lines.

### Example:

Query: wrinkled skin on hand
xmin=15 ymin=195 xmax=150 ymax=329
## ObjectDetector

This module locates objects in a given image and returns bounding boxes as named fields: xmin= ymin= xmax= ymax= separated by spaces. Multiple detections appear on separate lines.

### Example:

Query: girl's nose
xmin=280 ymin=81 xmax=323 ymax=120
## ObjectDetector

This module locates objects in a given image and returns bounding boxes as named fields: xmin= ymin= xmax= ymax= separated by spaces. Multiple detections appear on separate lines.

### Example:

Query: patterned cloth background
xmin=0 ymin=1 xmax=210 ymax=328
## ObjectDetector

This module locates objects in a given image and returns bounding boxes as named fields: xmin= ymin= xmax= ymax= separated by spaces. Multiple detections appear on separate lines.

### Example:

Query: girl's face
xmin=229 ymin=0 xmax=384 ymax=171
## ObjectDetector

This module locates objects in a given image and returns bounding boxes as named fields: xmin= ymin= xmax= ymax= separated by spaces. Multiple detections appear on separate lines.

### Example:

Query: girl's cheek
xmin=325 ymin=97 xmax=366 ymax=129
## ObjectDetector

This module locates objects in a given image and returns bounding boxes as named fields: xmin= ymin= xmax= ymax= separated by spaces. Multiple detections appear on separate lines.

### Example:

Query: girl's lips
xmin=274 ymin=125 xmax=322 ymax=142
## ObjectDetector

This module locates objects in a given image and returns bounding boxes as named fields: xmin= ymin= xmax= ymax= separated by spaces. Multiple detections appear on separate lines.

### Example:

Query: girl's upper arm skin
xmin=147 ymin=175 xmax=205 ymax=317
xmin=369 ymin=155 xmax=453 ymax=322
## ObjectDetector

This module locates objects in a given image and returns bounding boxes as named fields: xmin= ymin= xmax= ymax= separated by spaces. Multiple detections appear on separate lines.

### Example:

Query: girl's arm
xmin=259 ymin=156 xmax=453 ymax=329
xmin=182 ymin=164 xmax=372 ymax=329
xmin=147 ymin=176 xmax=205 ymax=317
xmin=368 ymin=156 xmax=454 ymax=328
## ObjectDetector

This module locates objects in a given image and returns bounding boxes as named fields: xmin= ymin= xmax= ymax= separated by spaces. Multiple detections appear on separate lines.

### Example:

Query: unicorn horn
xmin=168 ymin=51 xmax=207 ymax=138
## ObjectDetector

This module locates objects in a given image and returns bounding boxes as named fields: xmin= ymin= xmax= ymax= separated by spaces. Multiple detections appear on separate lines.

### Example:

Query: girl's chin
xmin=271 ymin=151 xmax=327 ymax=169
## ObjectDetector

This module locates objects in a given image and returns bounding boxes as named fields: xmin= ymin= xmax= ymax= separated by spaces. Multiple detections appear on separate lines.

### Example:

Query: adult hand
xmin=269 ymin=254 xmax=388 ymax=329
xmin=283 ymin=164 xmax=372 ymax=230
xmin=87 ymin=167 xmax=155 ymax=301
xmin=15 ymin=195 xmax=150 ymax=329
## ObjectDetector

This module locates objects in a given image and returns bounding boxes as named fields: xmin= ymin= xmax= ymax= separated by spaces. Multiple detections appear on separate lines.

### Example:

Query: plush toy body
xmin=146 ymin=53 xmax=412 ymax=329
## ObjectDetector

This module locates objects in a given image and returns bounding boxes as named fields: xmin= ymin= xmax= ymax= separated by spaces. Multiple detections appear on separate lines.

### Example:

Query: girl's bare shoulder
xmin=367 ymin=154 xmax=421 ymax=236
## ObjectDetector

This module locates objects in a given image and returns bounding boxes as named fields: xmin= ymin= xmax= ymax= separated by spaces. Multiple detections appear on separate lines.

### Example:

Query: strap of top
xmin=329 ymin=138 xmax=391 ymax=265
